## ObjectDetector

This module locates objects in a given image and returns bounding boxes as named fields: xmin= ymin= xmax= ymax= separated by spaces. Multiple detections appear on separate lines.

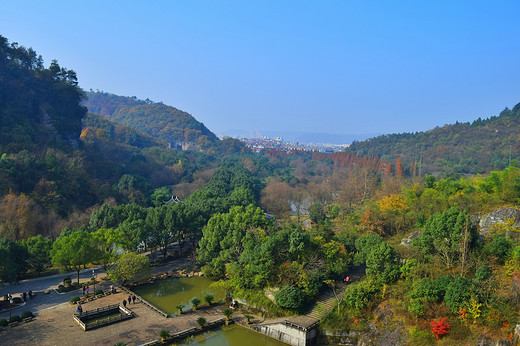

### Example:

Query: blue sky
xmin=2 ymin=1 xmax=520 ymax=141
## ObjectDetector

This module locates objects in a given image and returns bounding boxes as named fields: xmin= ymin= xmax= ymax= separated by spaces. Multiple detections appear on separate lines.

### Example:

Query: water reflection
xmin=132 ymin=276 xmax=224 ymax=315
xmin=182 ymin=325 xmax=286 ymax=345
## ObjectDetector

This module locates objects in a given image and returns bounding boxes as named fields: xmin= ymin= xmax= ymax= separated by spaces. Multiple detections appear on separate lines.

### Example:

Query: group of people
xmin=75 ymin=293 xmax=137 ymax=313
xmin=75 ymin=304 xmax=83 ymax=314
xmin=122 ymin=295 xmax=137 ymax=308
xmin=21 ymin=290 xmax=33 ymax=301
xmin=82 ymin=285 xmax=90 ymax=295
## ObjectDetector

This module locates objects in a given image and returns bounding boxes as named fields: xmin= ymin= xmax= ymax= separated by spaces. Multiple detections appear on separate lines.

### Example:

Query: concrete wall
xmin=253 ymin=322 xmax=316 ymax=346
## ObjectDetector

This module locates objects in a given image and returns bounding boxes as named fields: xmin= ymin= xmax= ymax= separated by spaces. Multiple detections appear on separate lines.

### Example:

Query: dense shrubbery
xmin=274 ymin=285 xmax=305 ymax=311
xmin=408 ymin=277 xmax=451 ymax=317
xmin=486 ymin=235 xmax=513 ymax=264
xmin=20 ymin=311 xmax=33 ymax=319
xmin=342 ymin=280 xmax=381 ymax=311
xmin=444 ymin=278 xmax=473 ymax=312
xmin=8 ymin=315 xmax=20 ymax=323
xmin=365 ymin=242 xmax=400 ymax=284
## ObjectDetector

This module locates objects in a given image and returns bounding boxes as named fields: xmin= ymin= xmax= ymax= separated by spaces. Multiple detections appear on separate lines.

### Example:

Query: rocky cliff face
xmin=478 ymin=207 xmax=520 ymax=235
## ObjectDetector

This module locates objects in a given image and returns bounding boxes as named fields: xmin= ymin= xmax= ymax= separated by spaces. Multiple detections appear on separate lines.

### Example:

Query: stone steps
xmin=304 ymin=265 xmax=366 ymax=320
xmin=305 ymin=289 xmax=344 ymax=319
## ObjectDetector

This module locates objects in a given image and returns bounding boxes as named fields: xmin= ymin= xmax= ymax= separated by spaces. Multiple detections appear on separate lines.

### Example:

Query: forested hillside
xmin=84 ymin=91 xmax=218 ymax=147
xmin=346 ymin=104 xmax=520 ymax=175
xmin=0 ymin=36 xmax=85 ymax=153
xmin=0 ymin=36 xmax=225 ymax=239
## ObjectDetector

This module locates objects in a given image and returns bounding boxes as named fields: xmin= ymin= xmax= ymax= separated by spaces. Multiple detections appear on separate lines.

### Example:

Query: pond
xmin=133 ymin=277 xmax=290 ymax=345
xmin=132 ymin=276 xmax=224 ymax=315
xmin=181 ymin=325 xmax=287 ymax=345
xmin=84 ymin=311 xmax=122 ymax=327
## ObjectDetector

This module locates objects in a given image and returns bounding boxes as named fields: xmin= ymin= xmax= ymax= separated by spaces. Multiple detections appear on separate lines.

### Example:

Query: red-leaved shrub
xmin=430 ymin=318 xmax=450 ymax=339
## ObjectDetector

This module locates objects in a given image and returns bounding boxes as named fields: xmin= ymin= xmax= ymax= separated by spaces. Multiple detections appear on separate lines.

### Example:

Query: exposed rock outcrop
xmin=478 ymin=207 xmax=520 ymax=235
xmin=400 ymin=231 xmax=421 ymax=247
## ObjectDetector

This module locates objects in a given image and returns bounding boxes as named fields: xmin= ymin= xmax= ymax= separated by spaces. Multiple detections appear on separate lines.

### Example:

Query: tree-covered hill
xmin=0 ymin=35 xmax=86 ymax=153
xmin=84 ymin=91 xmax=218 ymax=147
xmin=82 ymin=112 xmax=161 ymax=149
xmin=0 ymin=35 xmax=226 ymax=239
xmin=345 ymin=103 xmax=520 ymax=175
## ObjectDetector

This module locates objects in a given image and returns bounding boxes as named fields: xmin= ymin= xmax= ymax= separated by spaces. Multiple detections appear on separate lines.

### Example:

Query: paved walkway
xmin=0 ymin=267 xmax=109 ymax=320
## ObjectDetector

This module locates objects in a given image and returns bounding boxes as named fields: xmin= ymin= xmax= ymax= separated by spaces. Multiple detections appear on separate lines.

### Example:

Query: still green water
xmin=132 ymin=276 xmax=224 ymax=315
xmin=181 ymin=325 xmax=286 ymax=345
xmin=85 ymin=311 xmax=122 ymax=327
xmin=134 ymin=277 xmax=287 ymax=345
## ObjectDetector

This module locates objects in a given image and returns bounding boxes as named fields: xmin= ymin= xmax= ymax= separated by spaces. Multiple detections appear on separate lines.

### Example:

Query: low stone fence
xmin=170 ymin=318 xmax=225 ymax=341
xmin=138 ymin=318 xmax=226 ymax=346
xmin=73 ymin=304 xmax=133 ymax=331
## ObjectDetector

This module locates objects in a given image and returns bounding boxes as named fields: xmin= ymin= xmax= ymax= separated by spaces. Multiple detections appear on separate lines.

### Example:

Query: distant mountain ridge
xmin=345 ymin=102 xmax=520 ymax=175
xmin=84 ymin=91 xmax=218 ymax=146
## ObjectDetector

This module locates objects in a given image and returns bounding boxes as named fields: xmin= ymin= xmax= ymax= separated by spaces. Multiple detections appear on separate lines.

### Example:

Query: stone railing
xmin=73 ymin=304 xmax=133 ymax=331
xmin=120 ymin=286 xmax=169 ymax=318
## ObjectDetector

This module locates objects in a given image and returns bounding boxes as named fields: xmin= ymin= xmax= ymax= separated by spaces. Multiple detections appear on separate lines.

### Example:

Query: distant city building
xmin=240 ymin=136 xmax=348 ymax=153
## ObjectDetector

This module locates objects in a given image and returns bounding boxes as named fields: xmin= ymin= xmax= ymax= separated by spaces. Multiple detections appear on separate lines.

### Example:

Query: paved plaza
xmin=0 ymin=291 xmax=232 ymax=345
xmin=0 ymin=255 xmax=244 ymax=345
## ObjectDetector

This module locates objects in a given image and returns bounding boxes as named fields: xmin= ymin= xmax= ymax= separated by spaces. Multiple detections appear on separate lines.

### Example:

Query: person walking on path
xmin=128 ymin=295 xmax=132 ymax=305
xmin=122 ymin=299 xmax=127 ymax=308
xmin=132 ymin=295 xmax=136 ymax=304
xmin=82 ymin=286 xmax=85 ymax=295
